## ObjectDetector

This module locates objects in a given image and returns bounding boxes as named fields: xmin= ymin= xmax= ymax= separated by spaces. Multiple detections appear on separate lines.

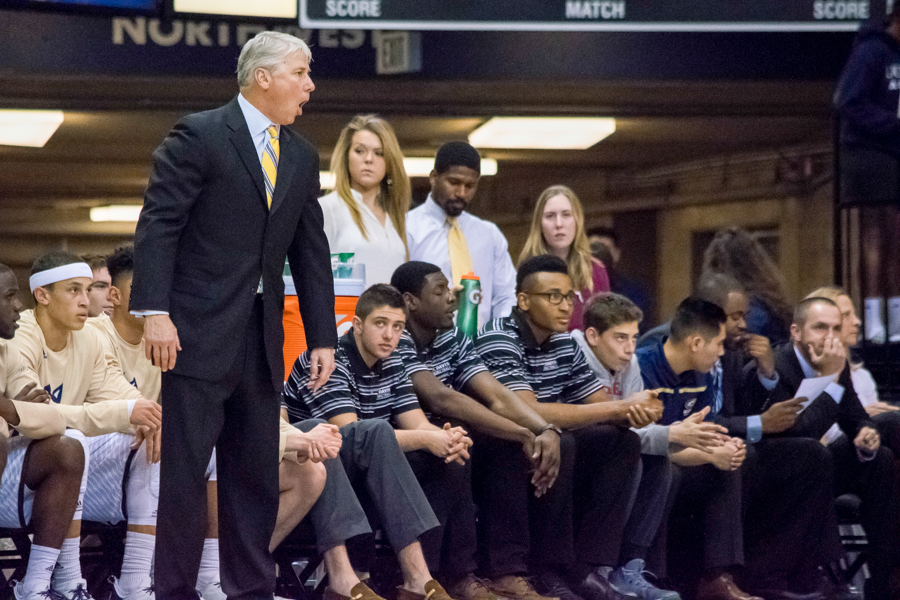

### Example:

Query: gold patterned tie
xmin=447 ymin=216 xmax=474 ymax=286
xmin=261 ymin=125 xmax=279 ymax=209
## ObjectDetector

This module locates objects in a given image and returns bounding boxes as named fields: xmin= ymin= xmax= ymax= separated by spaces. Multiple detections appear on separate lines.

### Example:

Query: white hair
xmin=237 ymin=31 xmax=312 ymax=88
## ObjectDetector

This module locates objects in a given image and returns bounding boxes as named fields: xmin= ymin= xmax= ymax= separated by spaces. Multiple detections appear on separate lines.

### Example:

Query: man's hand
xmin=668 ymin=406 xmax=728 ymax=453
xmin=288 ymin=423 xmax=342 ymax=462
xmin=865 ymin=402 xmax=899 ymax=417
xmin=809 ymin=336 xmax=846 ymax=378
xmin=144 ymin=314 xmax=181 ymax=372
xmin=530 ymin=429 xmax=561 ymax=498
xmin=709 ymin=435 xmax=745 ymax=471
xmin=425 ymin=423 xmax=473 ymax=465
xmin=625 ymin=390 xmax=663 ymax=428
xmin=760 ymin=397 xmax=805 ymax=434
xmin=132 ymin=425 xmax=161 ymax=464
xmin=130 ymin=399 xmax=162 ymax=432
xmin=14 ymin=382 xmax=51 ymax=404
xmin=308 ymin=348 xmax=336 ymax=393
xmin=746 ymin=334 xmax=776 ymax=379
xmin=854 ymin=426 xmax=880 ymax=454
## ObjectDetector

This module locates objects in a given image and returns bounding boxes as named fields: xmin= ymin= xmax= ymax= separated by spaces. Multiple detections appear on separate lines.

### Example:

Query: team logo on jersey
xmin=129 ymin=378 xmax=138 ymax=389
xmin=432 ymin=361 xmax=451 ymax=376
xmin=682 ymin=397 xmax=697 ymax=416
xmin=376 ymin=387 xmax=391 ymax=400
xmin=44 ymin=384 xmax=63 ymax=404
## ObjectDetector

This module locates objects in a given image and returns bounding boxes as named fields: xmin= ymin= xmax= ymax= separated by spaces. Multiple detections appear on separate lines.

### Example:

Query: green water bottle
xmin=457 ymin=272 xmax=482 ymax=338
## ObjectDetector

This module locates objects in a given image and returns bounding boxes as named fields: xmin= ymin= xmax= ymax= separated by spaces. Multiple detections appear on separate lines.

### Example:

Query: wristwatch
xmin=538 ymin=423 xmax=562 ymax=436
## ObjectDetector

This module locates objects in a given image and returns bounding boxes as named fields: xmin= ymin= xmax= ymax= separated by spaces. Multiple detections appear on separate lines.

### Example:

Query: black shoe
xmin=575 ymin=571 xmax=633 ymax=600
xmin=533 ymin=572 xmax=584 ymax=600
xmin=746 ymin=590 xmax=824 ymax=600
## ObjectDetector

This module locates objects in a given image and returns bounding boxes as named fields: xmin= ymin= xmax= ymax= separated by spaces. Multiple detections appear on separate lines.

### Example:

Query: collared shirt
xmin=282 ymin=330 xmax=420 ymax=423
xmin=397 ymin=328 xmax=488 ymax=392
xmin=474 ymin=308 xmax=603 ymax=404
xmin=319 ymin=189 xmax=407 ymax=287
xmin=635 ymin=341 xmax=715 ymax=425
xmin=407 ymin=195 xmax=517 ymax=326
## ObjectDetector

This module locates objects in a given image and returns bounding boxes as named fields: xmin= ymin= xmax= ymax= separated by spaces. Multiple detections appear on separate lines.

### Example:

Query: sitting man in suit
xmin=391 ymin=261 xmax=562 ymax=600
xmin=474 ymin=255 xmax=662 ymax=600
xmin=284 ymin=284 xmax=476 ymax=600
xmin=747 ymin=296 xmax=897 ymax=600
xmin=635 ymin=298 xmax=757 ymax=600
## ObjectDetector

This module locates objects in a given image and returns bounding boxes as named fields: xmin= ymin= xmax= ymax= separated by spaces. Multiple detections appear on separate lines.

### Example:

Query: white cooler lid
xmin=284 ymin=276 xmax=365 ymax=297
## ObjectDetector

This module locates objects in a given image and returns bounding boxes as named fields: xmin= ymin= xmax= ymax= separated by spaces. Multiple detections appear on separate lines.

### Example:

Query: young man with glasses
xmin=474 ymin=255 xmax=663 ymax=600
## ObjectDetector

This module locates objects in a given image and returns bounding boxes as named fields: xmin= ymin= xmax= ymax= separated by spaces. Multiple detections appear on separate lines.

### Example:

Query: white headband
xmin=29 ymin=263 xmax=94 ymax=293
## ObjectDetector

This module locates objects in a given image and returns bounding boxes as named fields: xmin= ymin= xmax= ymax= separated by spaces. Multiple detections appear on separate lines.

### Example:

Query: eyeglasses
xmin=528 ymin=291 xmax=577 ymax=306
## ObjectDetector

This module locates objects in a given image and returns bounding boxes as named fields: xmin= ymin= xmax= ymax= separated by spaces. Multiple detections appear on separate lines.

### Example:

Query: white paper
xmin=794 ymin=374 xmax=836 ymax=413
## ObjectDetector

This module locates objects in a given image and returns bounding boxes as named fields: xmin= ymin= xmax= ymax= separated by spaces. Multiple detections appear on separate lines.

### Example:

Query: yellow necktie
xmin=261 ymin=125 xmax=279 ymax=209
xmin=447 ymin=216 xmax=474 ymax=286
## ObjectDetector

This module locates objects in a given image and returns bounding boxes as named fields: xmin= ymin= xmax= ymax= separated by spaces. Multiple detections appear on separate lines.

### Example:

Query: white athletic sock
xmin=21 ymin=544 xmax=59 ymax=593
xmin=52 ymin=537 xmax=83 ymax=587
xmin=119 ymin=532 xmax=155 ymax=595
xmin=865 ymin=297 xmax=886 ymax=343
xmin=196 ymin=538 xmax=220 ymax=592
xmin=888 ymin=297 xmax=900 ymax=343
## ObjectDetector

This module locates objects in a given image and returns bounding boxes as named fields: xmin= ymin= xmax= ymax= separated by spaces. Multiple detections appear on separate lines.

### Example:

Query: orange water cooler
xmin=282 ymin=274 xmax=366 ymax=381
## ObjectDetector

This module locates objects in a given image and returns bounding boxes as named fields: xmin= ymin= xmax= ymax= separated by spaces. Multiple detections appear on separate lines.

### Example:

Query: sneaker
xmin=449 ymin=575 xmax=502 ymax=600
xmin=53 ymin=580 xmax=94 ymax=600
xmin=487 ymin=575 xmax=559 ymax=600
xmin=12 ymin=582 xmax=68 ymax=600
xmin=198 ymin=582 xmax=226 ymax=600
xmin=533 ymin=572 xmax=581 ymax=600
xmin=608 ymin=561 xmax=680 ymax=600
xmin=577 ymin=569 xmax=633 ymax=600
xmin=110 ymin=577 xmax=155 ymax=600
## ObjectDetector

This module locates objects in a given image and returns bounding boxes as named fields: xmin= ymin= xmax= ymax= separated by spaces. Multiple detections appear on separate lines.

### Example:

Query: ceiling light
xmin=90 ymin=205 xmax=142 ymax=222
xmin=173 ymin=0 xmax=297 ymax=18
xmin=0 ymin=110 xmax=64 ymax=148
xmin=403 ymin=157 xmax=498 ymax=177
xmin=468 ymin=117 xmax=616 ymax=150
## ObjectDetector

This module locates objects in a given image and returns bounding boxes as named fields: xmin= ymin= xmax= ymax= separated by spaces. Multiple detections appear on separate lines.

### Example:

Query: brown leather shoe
xmin=324 ymin=582 xmax=385 ymax=600
xmin=396 ymin=580 xmax=457 ymax=600
xmin=486 ymin=575 xmax=560 ymax=600
xmin=448 ymin=574 xmax=503 ymax=600
xmin=696 ymin=573 xmax=764 ymax=600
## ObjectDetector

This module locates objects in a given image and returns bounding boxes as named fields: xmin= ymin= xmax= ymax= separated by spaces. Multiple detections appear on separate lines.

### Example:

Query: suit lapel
xmin=269 ymin=130 xmax=301 ymax=215
xmin=225 ymin=98 xmax=266 ymax=207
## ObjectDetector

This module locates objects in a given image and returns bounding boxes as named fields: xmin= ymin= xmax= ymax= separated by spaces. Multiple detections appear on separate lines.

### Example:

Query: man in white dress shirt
xmin=407 ymin=142 xmax=517 ymax=327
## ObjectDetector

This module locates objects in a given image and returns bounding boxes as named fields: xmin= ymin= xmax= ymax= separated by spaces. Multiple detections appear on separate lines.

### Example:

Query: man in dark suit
xmin=748 ymin=297 xmax=895 ymax=600
xmin=131 ymin=31 xmax=337 ymax=600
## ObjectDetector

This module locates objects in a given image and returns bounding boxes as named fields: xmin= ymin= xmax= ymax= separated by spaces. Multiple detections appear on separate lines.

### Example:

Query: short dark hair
xmin=80 ymin=253 xmax=108 ymax=272
xmin=355 ymin=284 xmax=407 ymax=321
xmin=434 ymin=141 xmax=481 ymax=175
xmin=390 ymin=261 xmax=442 ymax=297
xmin=31 ymin=250 xmax=86 ymax=293
xmin=590 ymin=240 xmax=614 ymax=266
xmin=694 ymin=273 xmax=745 ymax=310
xmin=106 ymin=246 xmax=134 ymax=287
xmin=669 ymin=297 xmax=727 ymax=343
xmin=586 ymin=225 xmax=618 ymax=245
xmin=583 ymin=292 xmax=643 ymax=335
xmin=516 ymin=255 xmax=569 ymax=294
xmin=793 ymin=297 xmax=839 ymax=327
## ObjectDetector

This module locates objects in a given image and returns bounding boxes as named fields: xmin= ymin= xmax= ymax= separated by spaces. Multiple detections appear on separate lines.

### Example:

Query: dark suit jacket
xmin=714 ymin=349 xmax=770 ymax=439
xmin=131 ymin=97 xmax=337 ymax=391
xmin=747 ymin=342 xmax=872 ymax=441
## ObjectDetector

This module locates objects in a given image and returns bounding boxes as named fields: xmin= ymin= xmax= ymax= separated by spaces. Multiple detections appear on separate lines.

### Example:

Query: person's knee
xmin=358 ymin=419 xmax=396 ymax=447
xmin=621 ymin=428 xmax=642 ymax=462
xmin=56 ymin=435 xmax=86 ymax=476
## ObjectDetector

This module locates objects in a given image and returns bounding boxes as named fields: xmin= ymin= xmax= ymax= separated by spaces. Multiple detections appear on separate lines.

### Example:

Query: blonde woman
xmin=320 ymin=115 xmax=410 ymax=286
xmin=518 ymin=185 xmax=609 ymax=331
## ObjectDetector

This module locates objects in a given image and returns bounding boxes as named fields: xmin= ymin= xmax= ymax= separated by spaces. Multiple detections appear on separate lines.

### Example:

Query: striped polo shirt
xmin=397 ymin=328 xmax=488 ymax=391
xmin=635 ymin=340 xmax=715 ymax=424
xmin=473 ymin=308 xmax=603 ymax=404
xmin=282 ymin=329 xmax=421 ymax=423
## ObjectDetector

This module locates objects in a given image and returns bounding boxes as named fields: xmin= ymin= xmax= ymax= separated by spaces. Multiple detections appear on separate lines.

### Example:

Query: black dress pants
xmin=740 ymin=437 xmax=840 ymax=592
xmin=156 ymin=298 xmax=280 ymax=600
xmin=470 ymin=432 xmax=576 ymax=577
xmin=406 ymin=450 xmax=479 ymax=582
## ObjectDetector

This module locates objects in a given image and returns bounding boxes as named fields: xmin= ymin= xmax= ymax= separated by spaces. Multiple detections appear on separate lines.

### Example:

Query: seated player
xmin=7 ymin=251 xmax=163 ymax=600
xmin=81 ymin=254 xmax=113 ymax=318
xmin=92 ymin=245 xmax=330 ymax=600
xmin=284 ymin=284 xmax=470 ymax=600
xmin=0 ymin=262 xmax=96 ymax=600
xmin=635 ymin=298 xmax=757 ymax=600
xmin=391 ymin=261 xmax=562 ymax=600
xmin=747 ymin=296 xmax=898 ymax=600
xmin=473 ymin=256 xmax=662 ymax=600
